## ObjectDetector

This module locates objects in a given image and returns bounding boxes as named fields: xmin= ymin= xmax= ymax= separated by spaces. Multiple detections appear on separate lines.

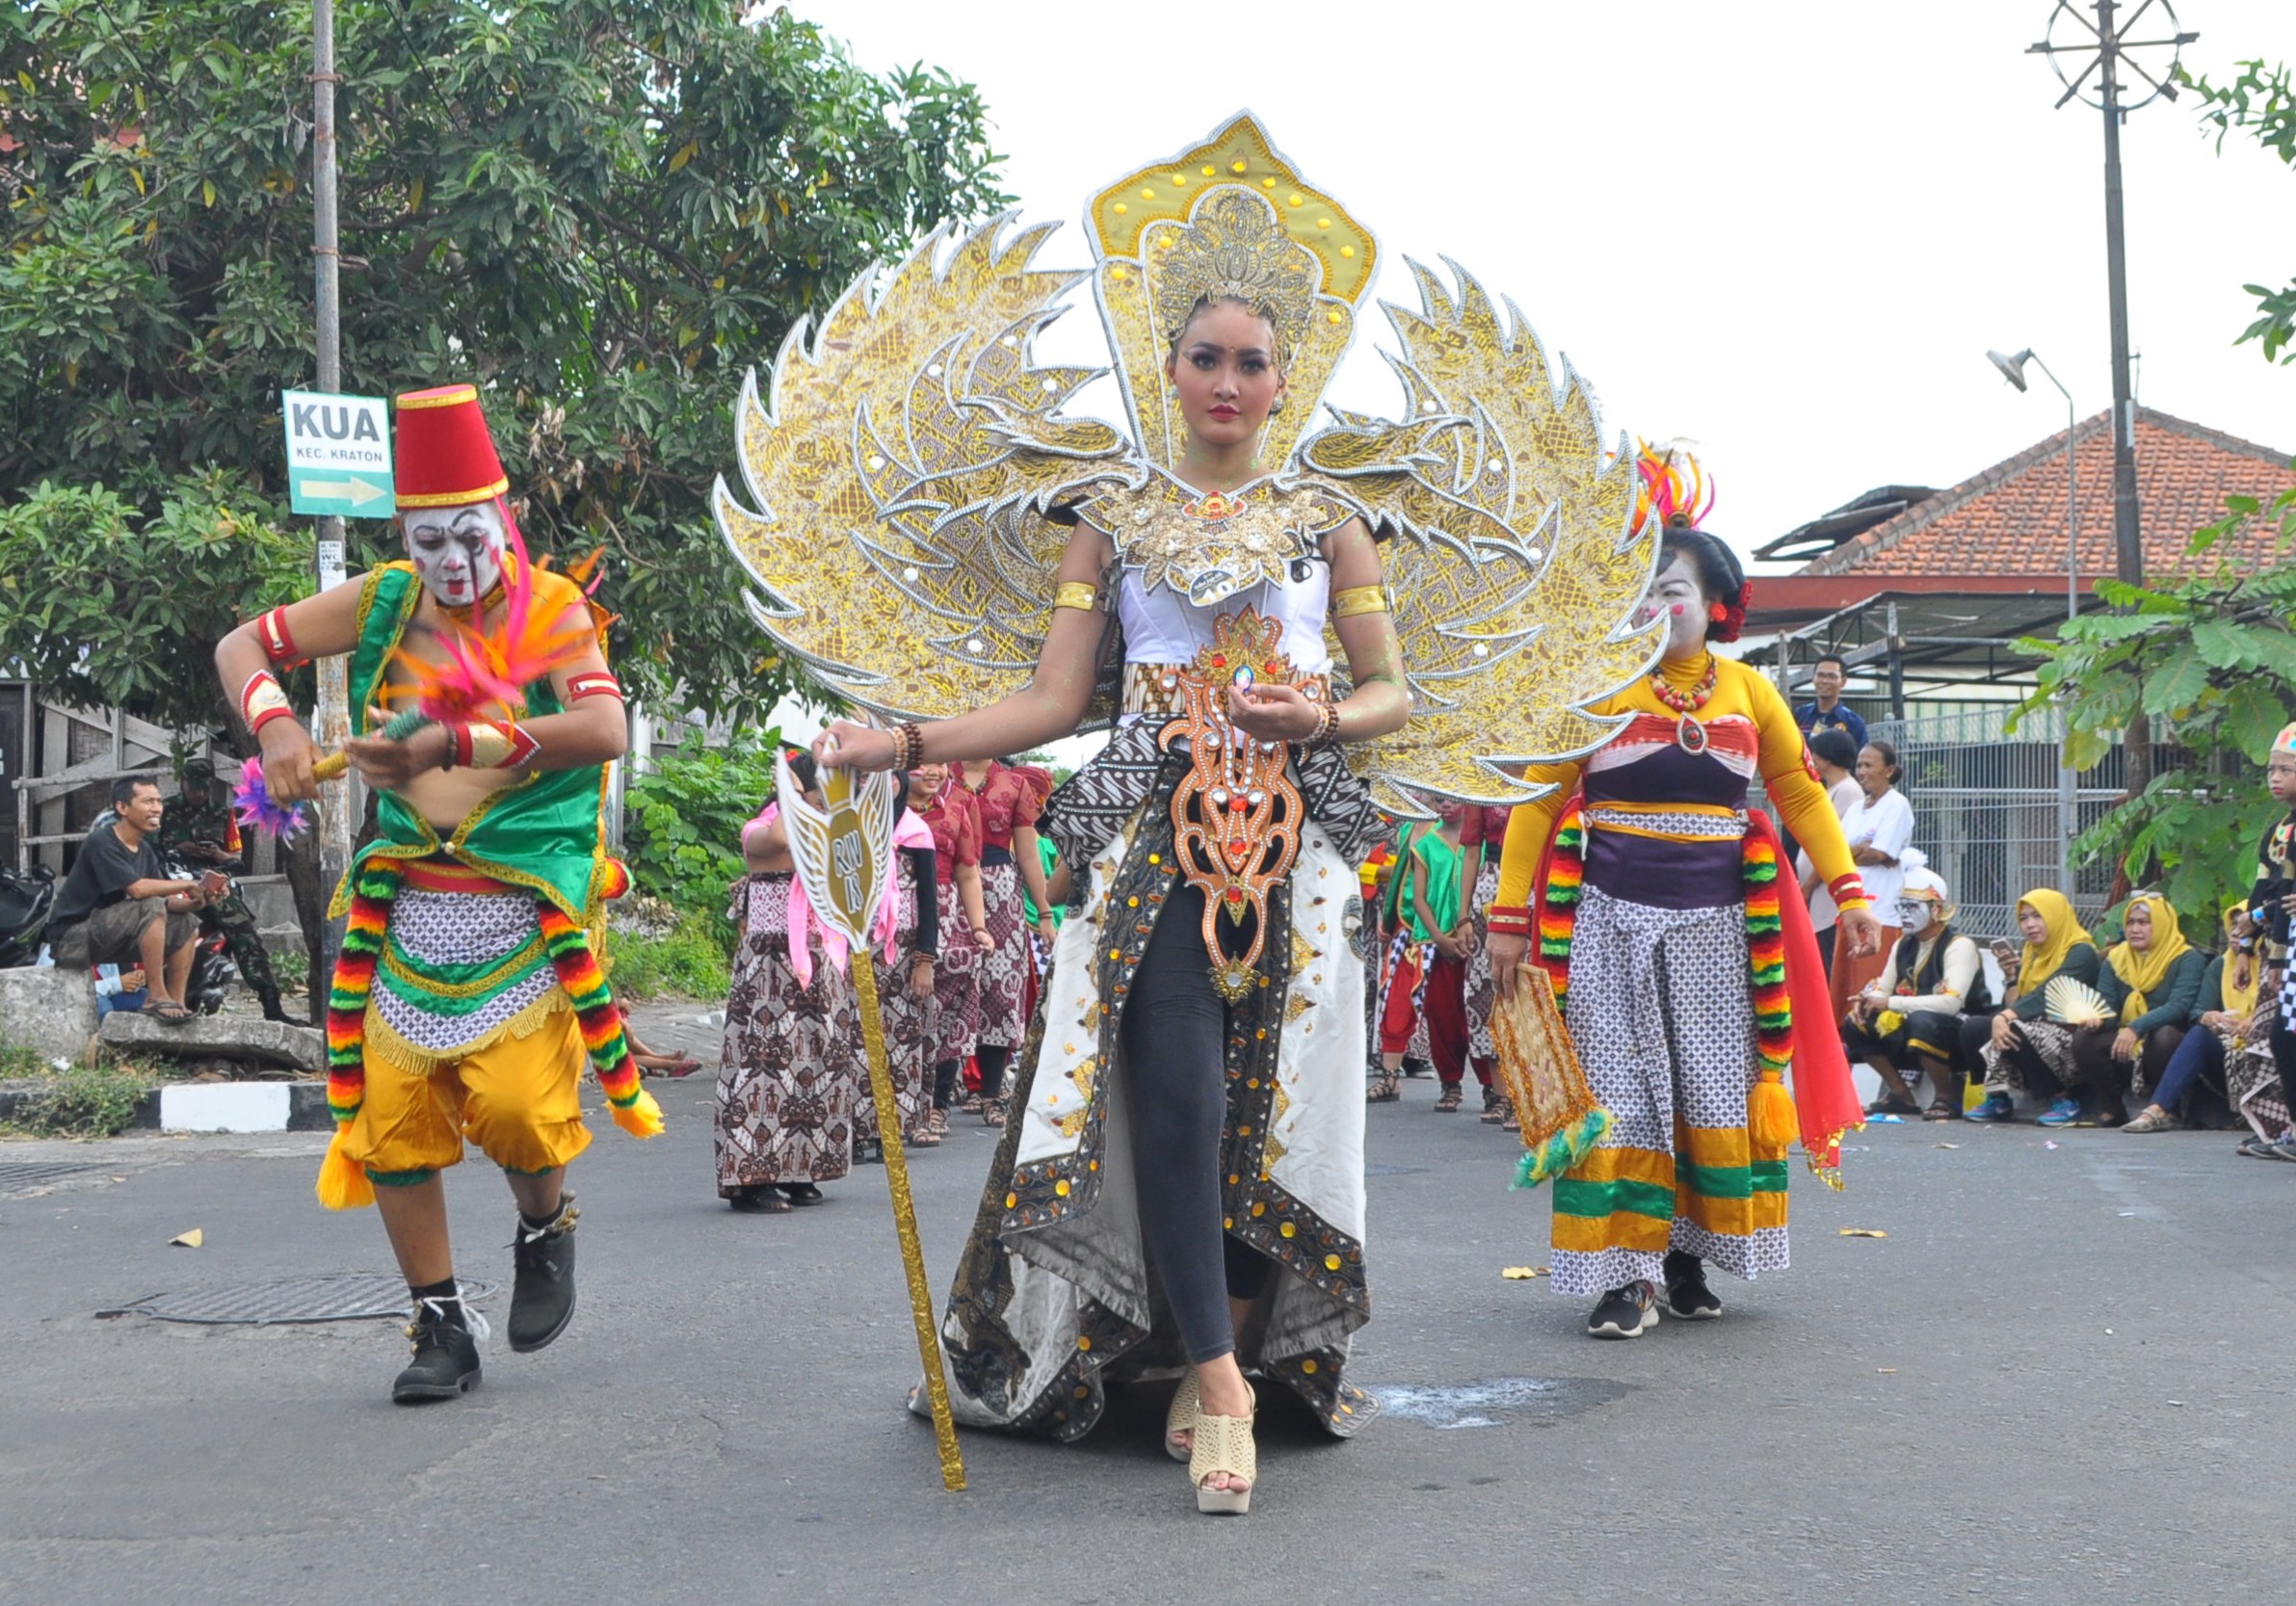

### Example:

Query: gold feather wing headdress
xmin=715 ymin=113 xmax=1662 ymax=810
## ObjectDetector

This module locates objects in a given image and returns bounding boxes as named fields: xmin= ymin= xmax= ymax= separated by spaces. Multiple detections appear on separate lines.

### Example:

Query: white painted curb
xmin=159 ymin=1083 xmax=293 ymax=1134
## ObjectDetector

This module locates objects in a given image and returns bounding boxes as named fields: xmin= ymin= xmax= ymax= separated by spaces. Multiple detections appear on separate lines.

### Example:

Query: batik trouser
xmin=1550 ymin=885 xmax=1783 ymax=1298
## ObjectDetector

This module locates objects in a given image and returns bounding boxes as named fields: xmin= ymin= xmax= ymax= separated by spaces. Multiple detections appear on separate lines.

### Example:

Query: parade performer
xmin=955 ymin=758 xmax=1054 ymax=1123
xmin=852 ymin=775 xmax=942 ymax=1157
xmin=1459 ymin=803 xmax=1513 ymax=1123
xmin=1487 ymin=444 xmax=1880 ymax=1339
xmin=716 ymin=115 xmax=1652 ymax=1512
xmin=715 ymin=751 xmax=862 ymax=1208
xmin=915 ymin=763 xmax=991 ymax=1132
xmin=1841 ymin=853 xmax=1992 ymax=1119
xmin=213 ymin=383 xmax=657 ymax=1403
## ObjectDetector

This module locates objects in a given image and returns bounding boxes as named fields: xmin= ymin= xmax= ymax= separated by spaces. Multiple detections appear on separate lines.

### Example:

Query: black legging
xmin=2072 ymin=1022 xmax=2184 ymax=1118
xmin=1118 ymin=879 xmax=1273 ymax=1365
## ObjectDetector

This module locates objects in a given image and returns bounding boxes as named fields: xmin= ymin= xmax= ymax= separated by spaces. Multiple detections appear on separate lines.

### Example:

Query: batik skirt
xmin=975 ymin=854 xmax=1029 ymax=1052
xmin=1549 ymin=884 xmax=1785 ymax=1298
xmin=933 ymin=892 xmax=979 ymax=1066
xmin=927 ymin=727 xmax=1385 ymax=1441
xmin=852 ymin=868 xmax=937 ymax=1143
xmin=1464 ymin=859 xmax=1500 ymax=1062
xmin=714 ymin=874 xmax=860 ymax=1193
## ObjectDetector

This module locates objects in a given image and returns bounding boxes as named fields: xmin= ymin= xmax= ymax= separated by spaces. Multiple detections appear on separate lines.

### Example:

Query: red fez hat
xmin=394 ymin=384 xmax=509 ymax=510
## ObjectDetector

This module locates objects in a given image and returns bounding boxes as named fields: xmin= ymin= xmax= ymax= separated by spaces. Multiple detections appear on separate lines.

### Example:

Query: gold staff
xmin=778 ymin=747 xmax=965 ymax=1491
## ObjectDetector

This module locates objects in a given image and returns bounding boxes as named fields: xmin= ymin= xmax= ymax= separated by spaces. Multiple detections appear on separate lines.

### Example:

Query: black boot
xmin=507 ymin=1195 xmax=578 ymax=1354
xmin=392 ymin=1292 xmax=483 ymax=1404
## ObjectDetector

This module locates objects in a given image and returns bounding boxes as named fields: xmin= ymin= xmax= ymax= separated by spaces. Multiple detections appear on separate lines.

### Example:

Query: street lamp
xmin=1989 ymin=345 xmax=2083 ymax=901
xmin=1987 ymin=348 xmax=2079 ymax=624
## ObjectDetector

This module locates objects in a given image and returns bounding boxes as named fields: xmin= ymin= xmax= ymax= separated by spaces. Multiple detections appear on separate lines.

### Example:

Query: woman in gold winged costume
xmin=718 ymin=115 xmax=1661 ymax=1514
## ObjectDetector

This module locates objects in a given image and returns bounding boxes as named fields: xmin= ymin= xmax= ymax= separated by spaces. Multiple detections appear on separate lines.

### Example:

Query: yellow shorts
xmin=342 ymin=1002 xmax=594 ymax=1181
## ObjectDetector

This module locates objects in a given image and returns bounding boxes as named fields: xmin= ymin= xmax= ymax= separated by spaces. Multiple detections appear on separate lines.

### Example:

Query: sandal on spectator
xmin=1923 ymin=1098 xmax=1960 ymax=1121
xmin=2121 ymin=1105 xmax=2177 ymax=1134
xmin=1864 ymin=1093 xmax=1919 ymax=1118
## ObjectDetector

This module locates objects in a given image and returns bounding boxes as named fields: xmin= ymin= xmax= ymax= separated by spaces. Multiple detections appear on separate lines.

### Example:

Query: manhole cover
xmin=0 ymin=1161 xmax=101 ymax=1198
xmin=97 ymin=1273 xmax=498 ymax=1326
xmin=1363 ymin=1164 xmax=1428 ymax=1177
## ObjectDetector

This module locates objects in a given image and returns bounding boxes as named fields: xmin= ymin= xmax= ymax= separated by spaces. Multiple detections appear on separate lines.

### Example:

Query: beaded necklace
xmin=1648 ymin=653 xmax=1717 ymax=713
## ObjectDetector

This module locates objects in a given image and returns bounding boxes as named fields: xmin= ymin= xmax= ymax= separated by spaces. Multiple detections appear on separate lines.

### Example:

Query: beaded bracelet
xmin=890 ymin=723 xmax=925 ymax=772
xmin=1305 ymin=700 xmax=1343 ymax=749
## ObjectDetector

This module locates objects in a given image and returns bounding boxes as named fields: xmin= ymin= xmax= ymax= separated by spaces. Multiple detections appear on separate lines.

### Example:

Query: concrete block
xmin=0 ymin=966 xmax=99 ymax=1062
xmin=98 ymin=1012 xmax=323 ymax=1072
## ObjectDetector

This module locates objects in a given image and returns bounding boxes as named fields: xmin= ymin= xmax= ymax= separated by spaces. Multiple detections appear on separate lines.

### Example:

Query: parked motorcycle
xmin=0 ymin=863 xmax=56 ymax=968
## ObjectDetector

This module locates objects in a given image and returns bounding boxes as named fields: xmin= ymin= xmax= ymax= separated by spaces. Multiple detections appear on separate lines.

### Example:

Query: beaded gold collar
xmin=1072 ymin=469 xmax=1351 ymax=607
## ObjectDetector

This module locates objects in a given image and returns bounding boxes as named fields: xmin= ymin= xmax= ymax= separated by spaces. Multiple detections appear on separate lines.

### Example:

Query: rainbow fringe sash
xmin=314 ymin=856 xmax=660 ymax=1211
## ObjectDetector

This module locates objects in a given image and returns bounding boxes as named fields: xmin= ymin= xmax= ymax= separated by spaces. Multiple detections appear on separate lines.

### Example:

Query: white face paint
xmin=1636 ymin=554 xmax=1708 ymax=660
xmin=1897 ymin=898 xmax=1936 ymax=935
xmin=401 ymin=499 xmax=507 ymax=609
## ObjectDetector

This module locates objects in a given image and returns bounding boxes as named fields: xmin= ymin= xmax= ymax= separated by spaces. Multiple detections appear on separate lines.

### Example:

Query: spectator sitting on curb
xmin=92 ymin=961 xmax=148 ymax=1020
xmin=44 ymin=777 xmax=217 ymax=1025
xmin=1841 ymin=853 xmax=1992 ymax=1120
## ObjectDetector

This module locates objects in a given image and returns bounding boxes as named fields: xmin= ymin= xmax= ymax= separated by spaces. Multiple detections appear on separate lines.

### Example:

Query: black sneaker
xmin=507 ymin=1195 xmax=578 ymax=1354
xmin=1586 ymin=1281 xmax=1656 ymax=1339
xmin=1403 ymin=1057 xmax=1434 ymax=1079
xmin=1662 ymin=1251 xmax=1723 ymax=1320
xmin=392 ymin=1295 xmax=483 ymax=1403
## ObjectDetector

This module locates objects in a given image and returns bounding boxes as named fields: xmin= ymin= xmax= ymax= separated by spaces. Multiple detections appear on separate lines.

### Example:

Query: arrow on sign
xmin=299 ymin=475 xmax=390 ymax=509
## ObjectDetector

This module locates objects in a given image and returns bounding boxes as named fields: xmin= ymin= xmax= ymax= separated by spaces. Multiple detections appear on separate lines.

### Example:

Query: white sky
xmin=798 ymin=0 xmax=2293 ymax=565
xmin=768 ymin=0 xmax=2295 ymax=752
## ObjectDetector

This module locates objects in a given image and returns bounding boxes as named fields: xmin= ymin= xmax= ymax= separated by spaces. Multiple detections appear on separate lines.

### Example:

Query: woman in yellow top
xmin=1486 ymin=481 xmax=1880 ymax=1339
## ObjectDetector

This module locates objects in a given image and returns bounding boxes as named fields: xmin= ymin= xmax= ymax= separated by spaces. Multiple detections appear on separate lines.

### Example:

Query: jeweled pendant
xmin=1676 ymin=715 xmax=1708 ymax=754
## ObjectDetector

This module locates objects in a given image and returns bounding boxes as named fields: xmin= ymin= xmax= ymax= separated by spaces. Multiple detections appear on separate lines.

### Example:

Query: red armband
xmin=566 ymin=671 xmax=622 ymax=703
xmin=1486 ymin=905 xmax=1533 ymax=937
xmin=255 ymin=606 xmax=305 ymax=668
xmin=239 ymin=671 xmax=296 ymax=736
xmin=1828 ymin=872 xmax=1869 ymax=912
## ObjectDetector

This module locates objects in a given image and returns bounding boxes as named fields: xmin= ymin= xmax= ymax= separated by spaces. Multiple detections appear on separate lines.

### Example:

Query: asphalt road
xmin=3 ymin=1006 xmax=2287 ymax=1605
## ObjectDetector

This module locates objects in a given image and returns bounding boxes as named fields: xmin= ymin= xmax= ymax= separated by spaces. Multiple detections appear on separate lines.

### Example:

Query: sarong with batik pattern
xmin=1981 ymin=1017 xmax=2080 ymax=1097
xmin=975 ymin=856 xmax=1029 ymax=1051
xmin=854 ymin=860 xmax=937 ymax=1142
xmin=928 ymin=725 xmax=1383 ymax=1441
xmin=1464 ymin=859 xmax=1501 ymax=1061
xmin=714 ymin=874 xmax=859 ymax=1192
xmin=1550 ymin=884 xmax=1784 ymax=1297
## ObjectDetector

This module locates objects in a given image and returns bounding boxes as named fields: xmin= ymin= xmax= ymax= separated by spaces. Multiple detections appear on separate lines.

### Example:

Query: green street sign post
xmin=282 ymin=389 xmax=394 ymax=517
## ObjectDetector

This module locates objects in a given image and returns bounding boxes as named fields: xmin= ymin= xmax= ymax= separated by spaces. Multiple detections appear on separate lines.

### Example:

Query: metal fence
xmin=1869 ymin=706 xmax=2122 ymax=941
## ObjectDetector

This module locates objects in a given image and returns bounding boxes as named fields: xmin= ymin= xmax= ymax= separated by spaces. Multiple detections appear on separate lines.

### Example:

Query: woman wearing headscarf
xmin=2069 ymin=892 xmax=2204 ymax=1128
xmin=1965 ymin=889 xmax=2103 ymax=1123
xmin=2124 ymin=903 xmax=2271 ymax=1134
xmin=1841 ymin=852 xmax=1991 ymax=1120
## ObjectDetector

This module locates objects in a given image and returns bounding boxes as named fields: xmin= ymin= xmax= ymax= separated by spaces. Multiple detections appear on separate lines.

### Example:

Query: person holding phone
xmin=45 ymin=777 xmax=211 ymax=1025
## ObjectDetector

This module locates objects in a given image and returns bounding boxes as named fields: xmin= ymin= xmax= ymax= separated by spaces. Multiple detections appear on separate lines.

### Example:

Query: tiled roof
xmin=1798 ymin=408 xmax=2295 ymax=579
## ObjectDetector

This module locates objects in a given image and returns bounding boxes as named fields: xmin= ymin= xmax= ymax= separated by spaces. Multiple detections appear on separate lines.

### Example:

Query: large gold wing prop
xmin=1299 ymin=262 xmax=1664 ymax=815
xmin=713 ymin=217 xmax=1128 ymax=720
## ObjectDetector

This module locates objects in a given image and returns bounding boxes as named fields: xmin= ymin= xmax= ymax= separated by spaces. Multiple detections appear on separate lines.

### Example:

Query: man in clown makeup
xmin=215 ymin=384 xmax=658 ymax=1404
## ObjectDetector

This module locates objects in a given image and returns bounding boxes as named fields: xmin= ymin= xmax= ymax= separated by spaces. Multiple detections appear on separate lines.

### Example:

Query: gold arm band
xmin=1051 ymin=581 xmax=1099 ymax=613
xmin=1332 ymin=585 xmax=1389 ymax=619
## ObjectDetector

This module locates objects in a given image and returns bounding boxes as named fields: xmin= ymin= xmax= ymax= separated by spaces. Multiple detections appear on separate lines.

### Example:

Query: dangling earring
xmin=1268 ymin=394 xmax=1286 ymax=416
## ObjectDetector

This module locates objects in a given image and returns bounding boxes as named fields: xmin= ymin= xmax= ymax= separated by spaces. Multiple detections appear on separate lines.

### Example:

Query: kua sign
xmin=282 ymin=390 xmax=394 ymax=517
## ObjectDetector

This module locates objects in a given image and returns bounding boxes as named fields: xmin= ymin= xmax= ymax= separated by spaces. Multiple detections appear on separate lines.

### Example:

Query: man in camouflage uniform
xmin=159 ymin=757 xmax=292 ymax=1022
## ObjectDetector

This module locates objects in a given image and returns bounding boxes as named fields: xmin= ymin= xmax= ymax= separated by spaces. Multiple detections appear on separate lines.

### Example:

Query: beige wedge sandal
xmin=1188 ymin=1383 xmax=1256 ymax=1515
xmin=1164 ymin=1369 xmax=1199 ymax=1462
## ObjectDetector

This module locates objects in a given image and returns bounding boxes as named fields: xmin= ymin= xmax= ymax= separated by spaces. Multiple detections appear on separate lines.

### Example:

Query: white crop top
xmin=1116 ymin=562 xmax=1333 ymax=676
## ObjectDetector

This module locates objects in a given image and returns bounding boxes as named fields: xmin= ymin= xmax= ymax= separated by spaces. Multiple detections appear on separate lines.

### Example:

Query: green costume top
xmin=326 ymin=563 xmax=613 ymax=925
xmin=1404 ymin=830 xmax=1463 ymax=944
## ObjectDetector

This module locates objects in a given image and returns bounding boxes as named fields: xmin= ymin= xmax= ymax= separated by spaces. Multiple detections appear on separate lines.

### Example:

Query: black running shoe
xmin=1662 ymin=1251 xmax=1723 ymax=1320
xmin=1586 ymin=1281 xmax=1656 ymax=1339
xmin=507 ymin=1195 xmax=578 ymax=1354
xmin=392 ymin=1296 xmax=483 ymax=1403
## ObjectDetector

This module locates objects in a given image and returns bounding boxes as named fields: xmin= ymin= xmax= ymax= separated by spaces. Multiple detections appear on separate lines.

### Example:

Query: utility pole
xmin=309 ymin=0 xmax=353 ymax=1009
xmin=2027 ymin=0 xmax=2197 ymax=827
xmin=2028 ymin=0 xmax=2195 ymax=587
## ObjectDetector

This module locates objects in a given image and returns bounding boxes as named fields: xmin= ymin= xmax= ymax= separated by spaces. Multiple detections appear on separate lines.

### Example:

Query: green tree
xmin=2182 ymin=58 xmax=2295 ymax=362
xmin=2016 ymin=486 xmax=2296 ymax=944
xmin=0 ymin=0 xmax=1007 ymax=727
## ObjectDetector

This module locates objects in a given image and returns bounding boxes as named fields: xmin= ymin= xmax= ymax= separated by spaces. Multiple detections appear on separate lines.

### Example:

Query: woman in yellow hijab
xmin=2124 ymin=903 xmax=2269 ymax=1134
xmin=2065 ymin=893 xmax=2204 ymax=1126
xmin=1966 ymin=888 xmax=2104 ymax=1123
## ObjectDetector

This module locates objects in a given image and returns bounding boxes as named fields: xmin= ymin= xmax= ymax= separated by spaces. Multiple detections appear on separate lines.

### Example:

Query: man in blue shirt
xmin=1798 ymin=653 xmax=1868 ymax=749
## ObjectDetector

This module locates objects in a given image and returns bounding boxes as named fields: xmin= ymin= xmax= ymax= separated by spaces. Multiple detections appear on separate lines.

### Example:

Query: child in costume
xmin=214 ymin=384 xmax=658 ymax=1404
xmin=1485 ymin=446 xmax=1879 ymax=1338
